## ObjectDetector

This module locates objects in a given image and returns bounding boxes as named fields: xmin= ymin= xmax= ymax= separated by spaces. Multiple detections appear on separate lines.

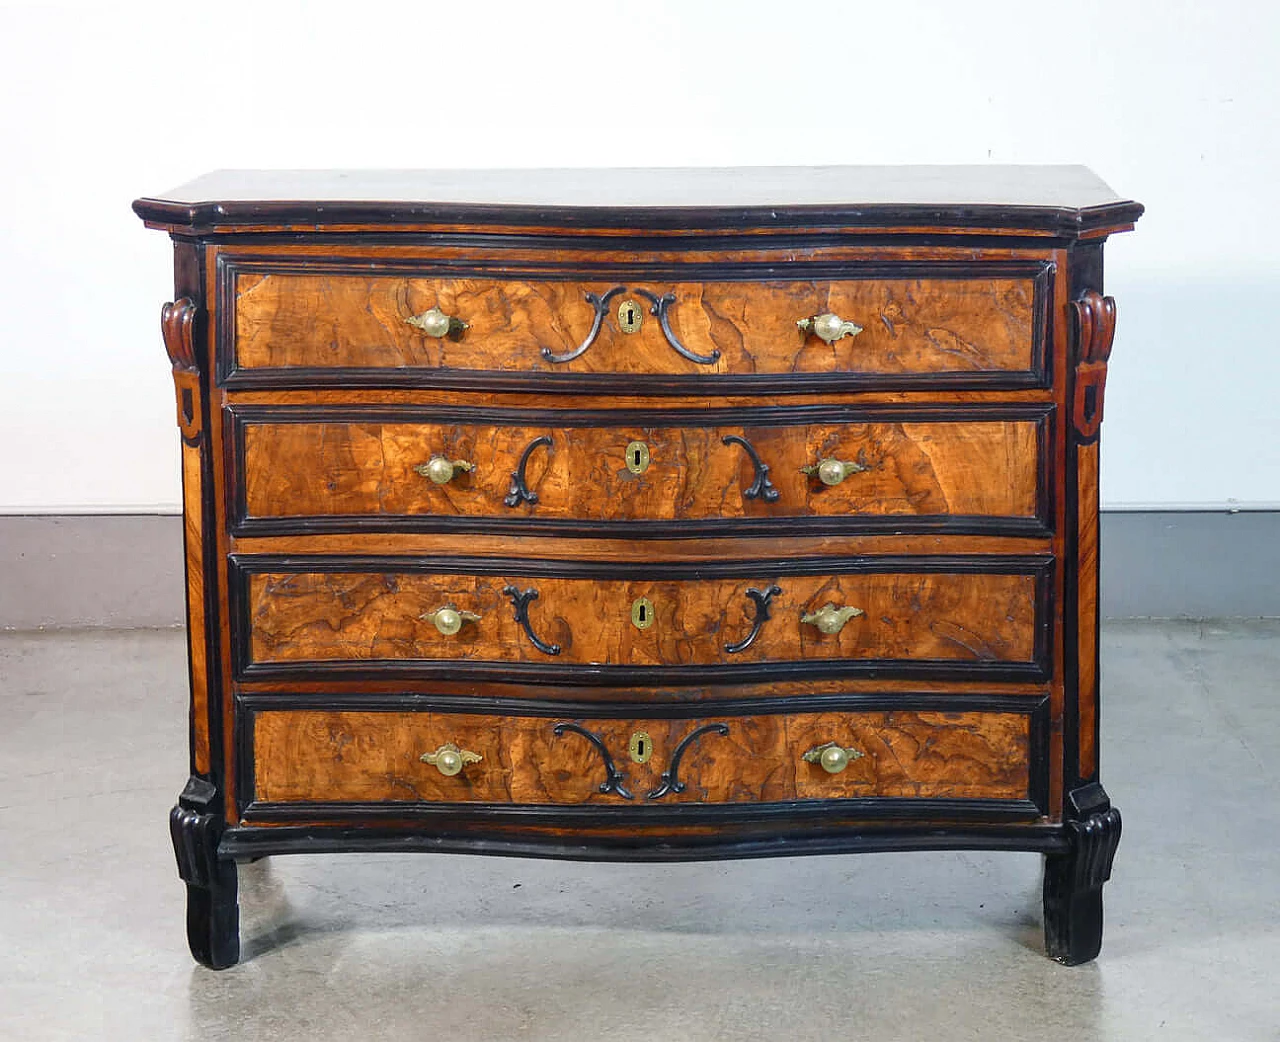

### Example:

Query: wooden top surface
xmin=134 ymin=165 xmax=1141 ymax=236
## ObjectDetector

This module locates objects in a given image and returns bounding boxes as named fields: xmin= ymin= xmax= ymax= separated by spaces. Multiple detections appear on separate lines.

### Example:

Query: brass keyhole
xmin=631 ymin=596 xmax=654 ymax=630
xmin=629 ymin=730 xmax=653 ymax=764
xmin=618 ymin=297 xmax=643 ymax=334
xmin=625 ymin=440 xmax=651 ymax=474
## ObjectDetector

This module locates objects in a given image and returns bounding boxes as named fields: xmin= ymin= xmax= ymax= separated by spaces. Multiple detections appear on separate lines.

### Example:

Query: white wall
xmin=1 ymin=0 xmax=1275 ymax=512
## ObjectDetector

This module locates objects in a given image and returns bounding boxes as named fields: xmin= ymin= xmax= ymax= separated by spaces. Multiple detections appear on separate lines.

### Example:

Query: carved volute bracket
xmin=162 ymin=298 xmax=203 ymax=446
xmin=1070 ymin=290 xmax=1117 ymax=443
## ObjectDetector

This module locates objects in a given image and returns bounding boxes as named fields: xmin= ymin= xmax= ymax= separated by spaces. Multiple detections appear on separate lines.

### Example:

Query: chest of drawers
xmin=135 ymin=166 xmax=1140 ymax=969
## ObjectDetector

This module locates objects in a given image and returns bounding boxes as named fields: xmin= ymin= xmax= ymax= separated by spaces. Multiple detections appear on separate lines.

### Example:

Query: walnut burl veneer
xmin=137 ymin=166 xmax=1139 ymax=969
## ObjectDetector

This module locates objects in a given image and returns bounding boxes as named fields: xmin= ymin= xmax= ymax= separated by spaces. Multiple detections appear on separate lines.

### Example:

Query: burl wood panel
xmin=250 ymin=709 xmax=1031 ymax=805
xmin=240 ymin=416 xmax=1040 ymax=524
xmin=245 ymin=569 xmax=1039 ymax=668
xmin=232 ymin=274 xmax=1037 ymax=377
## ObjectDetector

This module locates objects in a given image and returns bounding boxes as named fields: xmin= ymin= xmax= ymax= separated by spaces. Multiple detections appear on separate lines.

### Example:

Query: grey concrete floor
xmin=1 ymin=623 xmax=1277 ymax=1041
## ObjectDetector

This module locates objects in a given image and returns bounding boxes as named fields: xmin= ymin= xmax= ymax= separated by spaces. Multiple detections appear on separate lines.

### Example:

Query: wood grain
xmin=182 ymin=442 xmax=209 ymax=775
xmin=244 ymin=568 xmax=1040 ymax=668
xmin=1077 ymin=442 xmax=1099 ymax=778
xmin=230 ymin=531 xmax=1053 ymax=561
xmin=239 ymin=415 xmax=1041 ymax=525
xmin=232 ymin=274 xmax=1037 ymax=377
xmin=250 ymin=708 xmax=1032 ymax=805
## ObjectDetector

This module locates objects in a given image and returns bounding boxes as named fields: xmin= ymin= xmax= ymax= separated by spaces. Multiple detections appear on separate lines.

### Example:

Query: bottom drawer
xmin=244 ymin=702 xmax=1047 ymax=814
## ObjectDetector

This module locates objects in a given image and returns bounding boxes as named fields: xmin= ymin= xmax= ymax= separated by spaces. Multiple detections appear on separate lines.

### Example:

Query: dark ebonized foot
xmin=170 ymin=776 xmax=240 ymax=969
xmin=1043 ymin=783 xmax=1122 ymax=965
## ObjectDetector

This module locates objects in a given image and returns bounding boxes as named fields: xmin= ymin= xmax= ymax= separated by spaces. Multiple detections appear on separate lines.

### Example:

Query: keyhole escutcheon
xmin=618 ymin=297 xmax=643 ymax=334
xmin=631 ymin=596 xmax=655 ymax=630
xmin=625 ymin=440 xmax=651 ymax=474
xmin=629 ymin=730 xmax=653 ymax=764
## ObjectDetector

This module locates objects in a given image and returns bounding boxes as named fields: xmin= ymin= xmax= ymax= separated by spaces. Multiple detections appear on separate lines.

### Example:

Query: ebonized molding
xmin=139 ymin=196 xmax=1143 ymax=238
xmin=219 ymin=820 xmax=1070 ymax=866
xmin=238 ymin=797 xmax=1048 ymax=828
xmin=234 ymin=690 xmax=1052 ymax=718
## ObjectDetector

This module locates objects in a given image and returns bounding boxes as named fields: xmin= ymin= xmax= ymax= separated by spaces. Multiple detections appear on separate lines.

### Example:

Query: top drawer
xmin=217 ymin=257 xmax=1053 ymax=393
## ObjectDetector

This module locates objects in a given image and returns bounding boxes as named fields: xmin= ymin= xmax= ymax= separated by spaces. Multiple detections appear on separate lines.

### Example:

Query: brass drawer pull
xmin=801 ymin=456 xmax=868 ymax=487
xmin=722 ymin=434 xmax=780 ymax=502
xmin=405 ymin=306 xmax=468 ymax=340
xmin=803 ymin=741 xmax=865 ymax=775
xmin=801 ymin=603 xmax=864 ymax=634
xmin=797 ymin=312 xmax=863 ymax=345
xmin=503 ymin=584 xmax=562 ymax=655
xmin=414 ymin=455 xmax=474 ymax=485
xmin=420 ymin=605 xmax=482 ymax=636
xmin=420 ymin=742 xmax=482 ymax=777
xmin=553 ymin=723 xmax=633 ymax=799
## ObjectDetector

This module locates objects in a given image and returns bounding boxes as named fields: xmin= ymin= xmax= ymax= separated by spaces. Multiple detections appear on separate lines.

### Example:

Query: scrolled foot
xmin=1043 ymin=784 xmax=1121 ymax=965
xmin=170 ymin=776 xmax=239 ymax=969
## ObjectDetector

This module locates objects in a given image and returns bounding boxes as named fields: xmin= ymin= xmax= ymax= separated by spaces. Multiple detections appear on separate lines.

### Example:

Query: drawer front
xmin=220 ymin=258 xmax=1051 ymax=391
xmin=230 ymin=404 xmax=1050 ymax=538
xmin=231 ymin=556 xmax=1052 ymax=683
xmin=244 ymin=703 xmax=1047 ymax=814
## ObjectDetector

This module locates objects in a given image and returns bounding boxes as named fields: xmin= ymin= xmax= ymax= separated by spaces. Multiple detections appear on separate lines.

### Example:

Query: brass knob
xmin=803 ymin=741 xmax=865 ymax=774
xmin=801 ymin=457 xmax=868 ymax=486
xmin=405 ymin=306 xmax=468 ymax=340
xmin=420 ymin=742 xmax=482 ymax=777
xmin=797 ymin=312 xmax=863 ymax=345
xmin=801 ymin=603 xmax=864 ymax=635
xmin=414 ymin=456 xmax=474 ymax=485
xmin=420 ymin=605 xmax=482 ymax=636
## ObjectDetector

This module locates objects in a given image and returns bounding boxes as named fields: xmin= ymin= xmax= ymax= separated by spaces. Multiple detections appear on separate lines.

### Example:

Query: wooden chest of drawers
xmin=135 ymin=166 xmax=1140 ymax=969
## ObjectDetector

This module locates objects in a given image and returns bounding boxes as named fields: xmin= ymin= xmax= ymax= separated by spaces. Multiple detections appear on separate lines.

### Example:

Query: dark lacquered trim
xmin=228 ymin=550 xmax=1054 ymax=578
xmin=235 ymin=690 xmax=1051 ymax=718
xmin=225 ymin=401 xmax=1055 ymax=540
xmin=227 ymin=554 xmax=1055 ymax=685
xmin=237 ymin=797 xmax=1046 ymax=828
xmin=233 ymin=695 xmax=254 ymax=824
xmin=233 ymin=514 xmax=1053 ymax=541
xmin=171 ymin=230 xmax=1105 ymax=252
xmin=137 ymin=195 xmax=1143 ymax=238
xmin=237 ymin=655 xmax=1049 ymax=688
xmin=220 ymin=823 xmax=1070 ymax=862
xmin=215 ymin=254 xmax=1053 ymax=393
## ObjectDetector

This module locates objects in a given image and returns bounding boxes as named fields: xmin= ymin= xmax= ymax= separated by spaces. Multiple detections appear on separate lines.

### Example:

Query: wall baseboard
xmin=1 ymin=512 xmax=1276 ymax=629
